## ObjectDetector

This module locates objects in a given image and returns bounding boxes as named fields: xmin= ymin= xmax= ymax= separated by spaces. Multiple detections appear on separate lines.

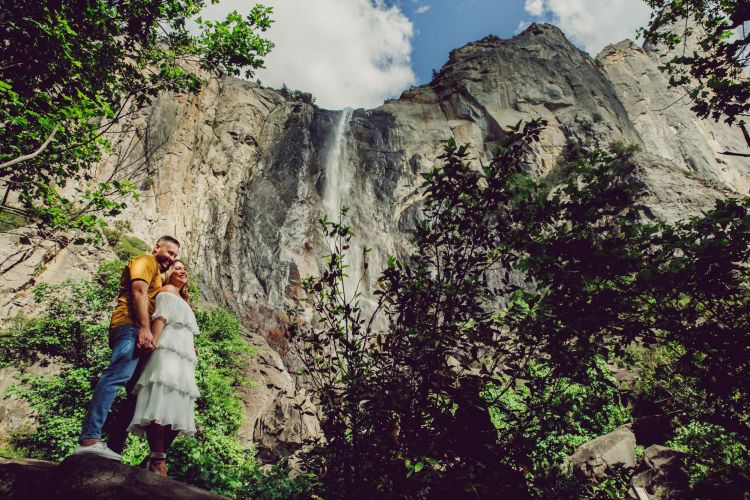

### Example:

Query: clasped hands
xmin=137 ymin=328 xmax=156 ymax=351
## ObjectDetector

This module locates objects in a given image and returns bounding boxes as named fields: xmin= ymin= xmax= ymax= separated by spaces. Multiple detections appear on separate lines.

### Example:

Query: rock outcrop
xmin=1 ymin=23 xmax=749 ymax=462
xmin=0 ymin=455 xmax=224 ymax=499
xmin=570 ymin=433 xmax=693 ymax=499
xmin=628 ymin=445 xmax=690 ymax=500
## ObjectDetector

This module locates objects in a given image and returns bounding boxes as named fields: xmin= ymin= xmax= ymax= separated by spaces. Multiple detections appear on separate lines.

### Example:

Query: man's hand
xmin=137 ymin=327 xmax=155 ymax=351
xmin=131 ymin=280 xmax=154 ymax=350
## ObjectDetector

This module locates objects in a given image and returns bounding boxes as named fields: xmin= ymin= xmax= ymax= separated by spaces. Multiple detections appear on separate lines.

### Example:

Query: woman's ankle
xmin=148 ymin=456 xmax=168 ymax=477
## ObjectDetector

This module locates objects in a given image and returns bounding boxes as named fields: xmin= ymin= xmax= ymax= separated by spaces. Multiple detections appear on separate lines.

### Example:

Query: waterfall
xmin=321 ymin=108 xmax=363 ymax=303
xmin=322 ymin=108 xmax=354 ymax=220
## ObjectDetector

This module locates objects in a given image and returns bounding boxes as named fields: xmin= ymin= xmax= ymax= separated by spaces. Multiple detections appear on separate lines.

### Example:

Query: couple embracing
xmin=71 ymin=236 xmax=199 ymax=477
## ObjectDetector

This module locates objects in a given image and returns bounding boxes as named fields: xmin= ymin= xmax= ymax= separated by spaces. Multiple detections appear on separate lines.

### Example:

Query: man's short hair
xmin=156 ymin=235 xmax=181 ymax=247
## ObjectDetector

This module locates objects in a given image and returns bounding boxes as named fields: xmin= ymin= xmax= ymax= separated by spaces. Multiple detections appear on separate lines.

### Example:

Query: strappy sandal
xmin=145 ymin=452 xmax=168 ymax=478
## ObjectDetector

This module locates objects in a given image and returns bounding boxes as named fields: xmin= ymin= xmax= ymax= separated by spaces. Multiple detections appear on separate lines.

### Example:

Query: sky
xmin=195 ymin=0 xmax=653 ymax=110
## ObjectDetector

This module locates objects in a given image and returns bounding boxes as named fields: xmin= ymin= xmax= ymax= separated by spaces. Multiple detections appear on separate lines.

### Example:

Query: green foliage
xmin=642 ymin=0 xmax=750 ymax=126
xmin=102 ymin=221 xmax=151 ymax=261
xmin=623 ymin=343 xmax=750 ymax=490
xmin=0 ymin=1 xmax=273 ymax=241
xmin=294 ymin=121 xmax=750 ymax=497
xmin=276 ymin=84 xmax=316 ymax=105
xmin=667 ymin=421 xmax=749 ymax=486
xmin=620 ymin=198 xmax=750 ymax=447
xmin=0 ymin=260 xmax=307 ymax=498
xmin=487 ymin=358 xmax=630 ymax=473
xmin=113 ymin=235 xmax=151 ymax=261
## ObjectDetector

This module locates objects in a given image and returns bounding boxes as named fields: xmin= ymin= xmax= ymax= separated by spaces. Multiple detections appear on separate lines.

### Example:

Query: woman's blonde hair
xmin=164 ymin=259 xmax=190 ymax=302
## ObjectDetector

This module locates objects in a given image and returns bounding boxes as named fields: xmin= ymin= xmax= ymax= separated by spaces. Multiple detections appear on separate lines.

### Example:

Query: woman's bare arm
xmin=150 ymin=286 xmax=182 ymax=346
xmin=150 ymin=317 xmax=166 ymax=346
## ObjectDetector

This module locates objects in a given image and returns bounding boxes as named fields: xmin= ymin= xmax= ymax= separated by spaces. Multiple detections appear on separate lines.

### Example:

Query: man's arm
xmin=132 ymin=280 xmax=155 ymax=350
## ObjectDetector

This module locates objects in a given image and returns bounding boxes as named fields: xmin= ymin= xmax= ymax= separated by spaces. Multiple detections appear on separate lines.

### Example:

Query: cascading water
xmin=322 ymin=108 xmax=354 ymax=221
xmin=321 ymin=108 xmax=364 ymax=303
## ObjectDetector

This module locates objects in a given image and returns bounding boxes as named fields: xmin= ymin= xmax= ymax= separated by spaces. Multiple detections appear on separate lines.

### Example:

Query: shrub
xmin=487 ymin=357 xmax=630 ymax=473
xmin=294 ymin=122 xmax=750 ymax=498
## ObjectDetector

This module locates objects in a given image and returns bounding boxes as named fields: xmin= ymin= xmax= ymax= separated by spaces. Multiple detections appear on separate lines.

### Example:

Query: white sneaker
xmin=71 ymin=442 xmax=123 ymax=462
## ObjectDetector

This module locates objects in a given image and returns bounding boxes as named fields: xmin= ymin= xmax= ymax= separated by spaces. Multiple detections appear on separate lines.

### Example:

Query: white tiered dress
xmin=127 ymin=292 xmax=200 ymax=437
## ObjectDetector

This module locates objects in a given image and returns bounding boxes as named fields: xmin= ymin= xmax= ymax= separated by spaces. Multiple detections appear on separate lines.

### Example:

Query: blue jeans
xmin=79 ymin=324 xmax=141 ymax=442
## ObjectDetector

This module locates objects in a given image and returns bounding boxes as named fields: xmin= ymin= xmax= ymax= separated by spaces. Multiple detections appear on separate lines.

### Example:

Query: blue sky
xmin=394 ymin=0 xmax=530 ymax=84
xmin=197 ymin=0 xmax=651 ymax=109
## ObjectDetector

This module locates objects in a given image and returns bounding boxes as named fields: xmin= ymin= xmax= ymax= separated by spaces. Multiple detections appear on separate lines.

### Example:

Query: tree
xmin=0 ymin=1 xmax=273 ymax=250
xmin=293 ymin=123 xmax=750 ymax=497
xmin=634 ymin=197 xmax=750 ymax=446
xmin=642 ymin=0 xmax=750 ymax=155
xmin=291 ymin=122 xmax=654 ymax=497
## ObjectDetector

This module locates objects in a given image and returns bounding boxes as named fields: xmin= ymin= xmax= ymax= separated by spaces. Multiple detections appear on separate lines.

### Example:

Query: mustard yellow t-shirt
xmin=109 ymin=254 xmax=163 ymax=343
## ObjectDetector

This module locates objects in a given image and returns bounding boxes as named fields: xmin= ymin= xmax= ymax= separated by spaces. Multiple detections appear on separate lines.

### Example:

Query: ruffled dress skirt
xmin=128 ymin=293 xmax=200 ymax=437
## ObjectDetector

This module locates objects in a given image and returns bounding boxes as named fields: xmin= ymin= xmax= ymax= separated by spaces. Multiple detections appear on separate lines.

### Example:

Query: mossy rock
xmin=113 ymin=235 xmax=150 ymax=261
xmin=0 ymin=211 xmax=27 ymax=232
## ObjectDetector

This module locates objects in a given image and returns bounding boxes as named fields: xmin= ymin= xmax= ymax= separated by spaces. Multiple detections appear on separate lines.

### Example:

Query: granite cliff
xmin=1 ymin=23 xmax=748 ymax=462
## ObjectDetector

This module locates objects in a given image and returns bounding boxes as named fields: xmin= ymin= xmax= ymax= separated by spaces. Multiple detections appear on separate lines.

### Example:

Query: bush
xmin=102 ymin=221 xmax=151 ymax=261
xmin=487 ymin=357 xmax=630 ymax=473
xmin=294 ymin=123 xmax=750 ymax=498
xmin=667 ymin=421 xmax=749 ymax=487
xmin=624 ymin=343 xmax=750 ymax=491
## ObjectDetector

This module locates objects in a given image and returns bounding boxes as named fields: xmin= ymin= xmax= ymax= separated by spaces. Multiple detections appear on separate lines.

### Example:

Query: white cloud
xmin=415 ymin=5 xmax=430 ymax=14
xmin=524 ymin=0 xmax=545 ymax=17
xmin=523 ymin=0 xmax=652 ymax=55
xmin=196 ymin=0 xmax=416 ymax=109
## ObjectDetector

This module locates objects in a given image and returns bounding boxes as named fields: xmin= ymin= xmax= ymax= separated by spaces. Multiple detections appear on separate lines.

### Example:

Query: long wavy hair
xmin=164 ymin=259 xmax=190 ymax=303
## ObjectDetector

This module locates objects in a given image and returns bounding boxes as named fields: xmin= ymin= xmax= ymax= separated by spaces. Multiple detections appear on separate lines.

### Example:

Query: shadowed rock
xmin=0 ymin=455 xmax=225 ymax=499
xmin=627 ymin=445 xmax=690 ymax=500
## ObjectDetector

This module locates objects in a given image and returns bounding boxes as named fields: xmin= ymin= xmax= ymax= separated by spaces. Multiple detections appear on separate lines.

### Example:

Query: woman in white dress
xmin=127 ymin=260 xmax=199 ymax=477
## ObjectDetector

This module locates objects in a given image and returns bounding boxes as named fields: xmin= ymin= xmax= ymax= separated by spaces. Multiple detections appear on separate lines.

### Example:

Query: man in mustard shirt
xmin=72 ymin=235 xmax=180 ymax=461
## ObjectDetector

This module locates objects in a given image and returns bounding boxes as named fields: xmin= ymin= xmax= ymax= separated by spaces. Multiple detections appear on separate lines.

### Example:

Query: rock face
xmin=236 ymin=333 xmax=321 ymax=462
xmin=1 ymin=23 xmax=749 ymax=462
xmin=597 ymin=39 xmax=750 ymax=193
xmin=0 ymin=455 xmax=224 ymax=499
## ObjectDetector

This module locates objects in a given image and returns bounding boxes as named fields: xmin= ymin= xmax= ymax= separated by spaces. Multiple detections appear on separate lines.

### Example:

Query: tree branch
xmin=0 ymin=127 xmax=58 ymax=170
xmin=740 ymin=121 xmax=750 ymax=149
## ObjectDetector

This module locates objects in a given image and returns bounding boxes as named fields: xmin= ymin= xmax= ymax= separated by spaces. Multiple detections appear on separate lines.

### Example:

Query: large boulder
xmin=568 ymin=425 xmax=637 ymax=481
xmin=0 ymin=455 xmax=224 ymax=499
xmin=627 ymin=445 xmax=690 ymax=500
